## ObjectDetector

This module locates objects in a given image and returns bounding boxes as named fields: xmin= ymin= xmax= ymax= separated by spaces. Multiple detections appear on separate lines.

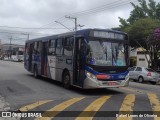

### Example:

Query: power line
xmin=68 ymin=0 xmax=137 ymax=17
xmin=0 ymin=29 xmax=51 ymax=36
xmin=67 ymin=0 xmax=127 ymax=16
xmin=55 ymin=21 xmax=72 ymax=31
xmin=0 ymin=25 xmax=72 ymax=30
xmin=0 ymin=31 xmax=46 ymax=37
xmin=0 ymin=0 xmax=137 ymax=35
xmin=13 ymin=38 xmax=28 ymax=40
xmin=37 ymin=0 xmax=136 ymax=31
xmin=37 ymin=18 xmax=71 ymax=31
xmin=13 ymin=39 xmax=27 ymax=41
xmin=65 ymin=16 xmax=77 ymax=31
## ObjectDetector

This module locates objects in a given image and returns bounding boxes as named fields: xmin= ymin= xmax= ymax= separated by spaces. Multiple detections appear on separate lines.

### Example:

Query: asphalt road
xmin=0 ymin=60 xmax=160 ymax=120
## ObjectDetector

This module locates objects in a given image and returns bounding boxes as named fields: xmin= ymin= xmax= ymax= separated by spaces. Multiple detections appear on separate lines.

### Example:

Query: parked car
xmin=128 ymin=66 xmax=160 ymax=85
xmin=0 ymin=56 xmax=3 ymax=60
xmin=3 ymin=57 xmax=9 ymax=61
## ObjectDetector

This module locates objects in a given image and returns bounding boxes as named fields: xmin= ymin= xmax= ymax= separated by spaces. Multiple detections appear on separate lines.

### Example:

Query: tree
xmin=146 ymin=28 xmax=160 ymax=69
xmin=119 ymin=0 xmax=160 ymax=69
xmin=119 ymin=0 xmax=160 ymax=27
xmin=123 ymin=18 xmax=160 ymax=48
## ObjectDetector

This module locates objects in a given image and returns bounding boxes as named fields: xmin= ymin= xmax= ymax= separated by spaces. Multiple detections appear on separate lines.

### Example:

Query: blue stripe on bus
xmin=84 ymin=65 xmax=129 ymax=81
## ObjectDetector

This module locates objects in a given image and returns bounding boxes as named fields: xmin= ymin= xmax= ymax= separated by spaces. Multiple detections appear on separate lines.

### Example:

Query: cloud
xmin=0 ymin=0 xmax=154 ymax=44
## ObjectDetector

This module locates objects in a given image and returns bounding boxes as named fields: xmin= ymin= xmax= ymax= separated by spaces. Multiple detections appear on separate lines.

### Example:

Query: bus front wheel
xmin=62 ymin=71 xmax=71 ymax=89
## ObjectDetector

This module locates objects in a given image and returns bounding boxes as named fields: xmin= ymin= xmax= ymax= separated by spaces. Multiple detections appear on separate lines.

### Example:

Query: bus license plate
xmin=107 ymin=82 xmax=118 ymax=86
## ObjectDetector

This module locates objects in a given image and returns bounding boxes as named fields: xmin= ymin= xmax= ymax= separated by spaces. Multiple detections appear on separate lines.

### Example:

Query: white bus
xmin=11 ymin=47 xmax=24 ymax=62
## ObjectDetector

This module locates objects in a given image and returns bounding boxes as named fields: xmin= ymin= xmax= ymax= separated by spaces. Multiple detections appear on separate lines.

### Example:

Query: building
xmin=130 ymin=47 xmax=150 ymax=67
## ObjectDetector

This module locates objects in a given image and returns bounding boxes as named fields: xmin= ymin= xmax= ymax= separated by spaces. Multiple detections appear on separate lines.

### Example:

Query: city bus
xmin=24 ymin=29 xmax=130 ymax=89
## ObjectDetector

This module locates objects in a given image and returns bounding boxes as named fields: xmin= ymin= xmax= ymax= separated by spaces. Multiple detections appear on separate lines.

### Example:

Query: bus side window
xmin=64 ymin=37 xmax=73 ymax=56
xmin=48 ymin=39 xmax=56 ymax=55
xmin=27 ymin=44 xmax=30 ymax=54
xmin=12 ymin=49 xmax=16 ymax=55
xmin=25 ymin=43 xmax=29 ymax=54
xmin=34 ymin=41 xmax=42 ymax=54
xmin=37 ymin=41 xmax=42 ymax=54
xmin=56 ymin=38 xmax=63 ymax=56
xmin=33 ymin=42 xmax=37 ymax=54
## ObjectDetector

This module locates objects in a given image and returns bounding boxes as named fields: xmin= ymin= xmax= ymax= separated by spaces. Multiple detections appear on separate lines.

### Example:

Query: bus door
xmin=41 ymin=42 xmax=48 ymax=76
xmin=29 ymin=43 xmax=34 ymax=71
xmin=73 ymin=37 xmax=86 ymax=86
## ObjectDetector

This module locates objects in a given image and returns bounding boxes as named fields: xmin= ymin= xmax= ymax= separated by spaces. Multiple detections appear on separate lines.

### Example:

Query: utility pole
xmin=27 ymin=33 xmax=29 ymax=41
xmin=21 ymin=33 xmax=30 ymax=41
xmin=9 ymin=36 xmax=12 ymax=59
xmin=65 ymin=16 xmax=77 ymax=31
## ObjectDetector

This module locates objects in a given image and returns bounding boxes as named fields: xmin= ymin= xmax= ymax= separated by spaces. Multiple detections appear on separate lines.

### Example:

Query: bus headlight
xmin=85 ymin=71 xmax=96 ymax=80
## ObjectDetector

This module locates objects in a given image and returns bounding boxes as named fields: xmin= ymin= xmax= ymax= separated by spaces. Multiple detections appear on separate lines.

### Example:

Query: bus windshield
xmin=87 ymin=39 xmax=127 ymax=66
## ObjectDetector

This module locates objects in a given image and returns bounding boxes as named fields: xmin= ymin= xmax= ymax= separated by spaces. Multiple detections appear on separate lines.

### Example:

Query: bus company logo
xmin=2 ymin=112 xmax=11 ymax=117
xmin=118 ymin=75 xmax=125 ymax=79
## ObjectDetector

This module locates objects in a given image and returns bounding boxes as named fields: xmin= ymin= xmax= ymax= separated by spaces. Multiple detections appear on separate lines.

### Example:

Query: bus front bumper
xmin=83 ymin=76 xmax=130 ymax=89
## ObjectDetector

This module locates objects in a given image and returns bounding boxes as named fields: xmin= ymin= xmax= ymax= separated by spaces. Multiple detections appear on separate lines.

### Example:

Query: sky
xmin=0 ymin=0 xmax=159 ymax=45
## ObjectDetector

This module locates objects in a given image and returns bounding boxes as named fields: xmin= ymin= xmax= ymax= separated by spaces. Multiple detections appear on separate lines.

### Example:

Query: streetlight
xmin=78 ymin=24 xmax=85 ymax=30
xmin=55 ymin=21 xmax=72 ymax=32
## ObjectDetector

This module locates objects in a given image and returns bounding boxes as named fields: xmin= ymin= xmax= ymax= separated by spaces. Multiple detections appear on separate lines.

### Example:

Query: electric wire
xmin=38 ymin=0 xmax=137 ymax=30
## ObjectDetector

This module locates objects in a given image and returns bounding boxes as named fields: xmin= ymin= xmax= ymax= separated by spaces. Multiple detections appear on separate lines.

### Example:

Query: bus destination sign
xmin=92 ymin=31 xmax=125 ymax=40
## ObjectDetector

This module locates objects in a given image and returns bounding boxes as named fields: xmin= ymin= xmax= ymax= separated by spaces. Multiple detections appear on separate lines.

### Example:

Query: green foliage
xmin=119 ymin=0 xmax=160 ymax=68
xmin=119 ymin=0 xmax=160 ymax=48
xmin=118 ymin=17 xmax=129 ymax=29
xmin=123 ymin=18 xmax=160 ymax=48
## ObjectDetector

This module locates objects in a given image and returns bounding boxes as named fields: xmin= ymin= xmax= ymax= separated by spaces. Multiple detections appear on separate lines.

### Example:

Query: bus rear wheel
xmin=62 ymin=71 xmax=71 ymax=89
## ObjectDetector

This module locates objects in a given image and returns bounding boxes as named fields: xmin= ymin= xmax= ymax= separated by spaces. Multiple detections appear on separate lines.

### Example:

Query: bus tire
xmin=34 ymin=65 xmax=38 ymax=78
xmin=62 ymin=71 xmax=71 ymax=89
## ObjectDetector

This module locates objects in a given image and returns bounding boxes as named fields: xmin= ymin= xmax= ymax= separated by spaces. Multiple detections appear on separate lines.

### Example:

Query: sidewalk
xmin=0 ymin=93 xmax=20 ymax=120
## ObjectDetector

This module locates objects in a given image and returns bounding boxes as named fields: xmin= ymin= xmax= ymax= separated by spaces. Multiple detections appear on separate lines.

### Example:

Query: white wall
xmin=136 ymin=54 xmax=149 ymax=67
xmin=129 ymin=47 xmax=137 ymax=57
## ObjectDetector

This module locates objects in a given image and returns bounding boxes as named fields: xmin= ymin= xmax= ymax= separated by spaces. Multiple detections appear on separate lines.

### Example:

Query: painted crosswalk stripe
xmin=147 ymin=93 xmax=160 ymax=120
xmin=75 ymin=96 xmax=111 ymax=120
xmin=120 ymin=87 xmax=143 ymax=93
xmin=35 ymin=97 xmax=85 ymax=120
xmin=116 ymin=94 xmax=135 ymax=120
xmin=19 ymin=100 xmax=53 ymax=112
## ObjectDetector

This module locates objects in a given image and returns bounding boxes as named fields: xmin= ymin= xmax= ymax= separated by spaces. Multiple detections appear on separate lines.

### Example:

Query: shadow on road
xmin=70 ymin=87 xmax=124 ymax=96
xmin=26 ymin=74 xmax=124 ymax=96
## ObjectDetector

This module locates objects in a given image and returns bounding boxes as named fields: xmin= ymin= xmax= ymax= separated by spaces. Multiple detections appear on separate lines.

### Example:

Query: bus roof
xmin=26 ymin=28 xmax=127 ymax=43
